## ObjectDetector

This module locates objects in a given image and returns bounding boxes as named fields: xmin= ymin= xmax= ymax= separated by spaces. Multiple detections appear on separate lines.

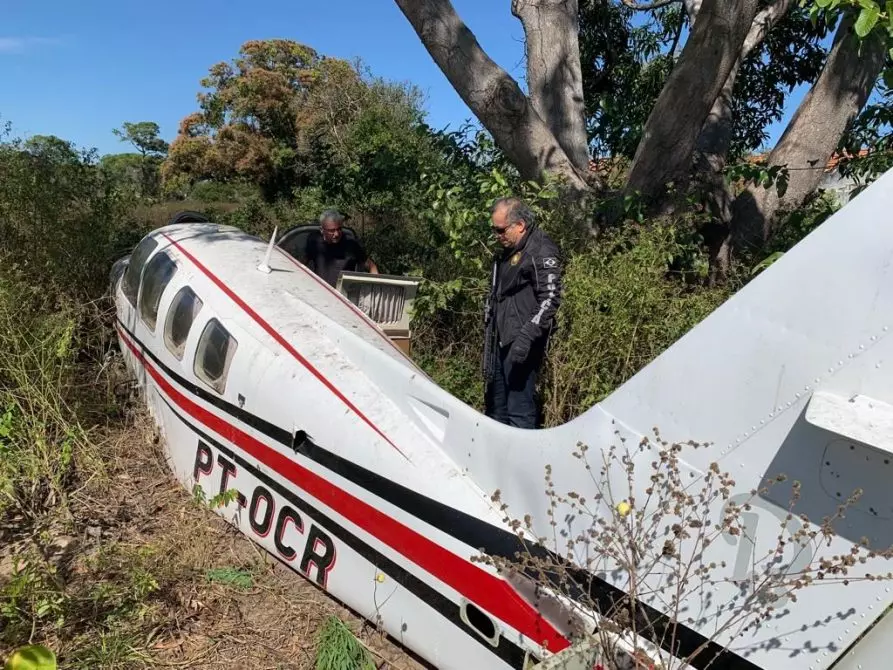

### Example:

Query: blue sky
xmin=0 ymin=0 xmax=804 ymax=157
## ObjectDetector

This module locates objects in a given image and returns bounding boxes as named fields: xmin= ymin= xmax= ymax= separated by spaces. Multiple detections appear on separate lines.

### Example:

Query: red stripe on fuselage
xmin=116 ymin=324 xmax=569 ymax=654
xmin=161 ymin=233 xmax=409 ymax=461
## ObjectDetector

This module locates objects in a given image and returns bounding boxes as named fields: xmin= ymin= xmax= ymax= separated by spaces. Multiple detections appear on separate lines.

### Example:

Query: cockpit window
xmin=194 ymin=318 xmax=238 ymax=394
xmin=139 ymin=251 xmax=177 ymax=332
xmin=122 ymin=236 xmax=159 ymax=307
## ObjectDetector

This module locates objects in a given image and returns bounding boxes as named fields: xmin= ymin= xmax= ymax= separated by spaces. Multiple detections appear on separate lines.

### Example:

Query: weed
xmin=0 ymin=553 xmax=66 ymax=645
xmin=0 ymin=274 xmax=101 ymax=519
xmin=478 ymin=431 xmax=893 ymax=669
xmin=206 ymin=567 xmax=254 ymax=590
xmin=65 ymin=631 xmax=147 ymax=670
xmin=314 ymin=615 xmax=376 ymax=670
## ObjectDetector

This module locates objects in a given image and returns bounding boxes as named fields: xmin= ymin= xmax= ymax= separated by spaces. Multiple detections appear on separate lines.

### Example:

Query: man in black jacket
xmin=482 ymin=197 xmax=563 ymax=429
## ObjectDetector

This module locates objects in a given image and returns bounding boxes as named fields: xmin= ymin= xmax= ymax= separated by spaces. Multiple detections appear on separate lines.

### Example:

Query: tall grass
xmin=0 ymin=271 xmax=97 ymax=519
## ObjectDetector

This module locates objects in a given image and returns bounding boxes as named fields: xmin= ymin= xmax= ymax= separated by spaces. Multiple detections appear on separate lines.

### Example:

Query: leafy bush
xmin=0 ymin=126 xmax=142 ymax=299
xmin=542 ymin=223 xmax=729 ymax=424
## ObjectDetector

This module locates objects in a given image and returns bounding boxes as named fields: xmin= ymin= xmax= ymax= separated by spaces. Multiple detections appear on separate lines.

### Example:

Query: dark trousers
xmin=484 ymin=340 xmax=544 ymax=429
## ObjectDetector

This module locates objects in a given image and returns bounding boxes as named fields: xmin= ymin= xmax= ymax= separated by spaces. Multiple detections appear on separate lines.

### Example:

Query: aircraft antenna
xmin=257 ymin=226 xmax=278 ymax=274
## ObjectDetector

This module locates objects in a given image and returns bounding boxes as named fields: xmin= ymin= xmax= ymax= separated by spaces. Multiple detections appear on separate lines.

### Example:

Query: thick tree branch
xmin=624 ymin=0 xmax=760 ymax=200
xmin=693 ymin=0 xmax=801 ymax=278
xmin=394 ymin=0 xmax=591 ymax=191
xmin=512 ymin=0 xmax=590 ymax=173
xmin=742 ymin=0 xmax=793 ymax=56
xmin=731 ymin=14 xmax=886 ymax=249
xmin=693 ymin=0 xmax=794 ymax=164
xmin=695 ymin=0 xmax=795 ymax=179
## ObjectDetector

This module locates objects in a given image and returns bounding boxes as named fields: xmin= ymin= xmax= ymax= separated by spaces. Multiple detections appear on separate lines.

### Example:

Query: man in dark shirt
xmin=482 ymin=197 xmax=563 ymax=429
xmin=301 ymin=209 xmax=378 ymax=287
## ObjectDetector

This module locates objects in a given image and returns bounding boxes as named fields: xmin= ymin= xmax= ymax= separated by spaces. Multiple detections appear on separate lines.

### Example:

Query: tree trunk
xmin=731 ymin=15 xmax=885 ymax=252
xmin=695 ymin=0 xmax=793 ymax=167
xmin=393 ymin=0 xmax=591 ymax=191
xmin=511 ymin=0 xmax=590 ymax=174
xmin=624 ymin=0 xmax=760 ymax=200
xmin=693 ymin=0 xmax=793 ymax=278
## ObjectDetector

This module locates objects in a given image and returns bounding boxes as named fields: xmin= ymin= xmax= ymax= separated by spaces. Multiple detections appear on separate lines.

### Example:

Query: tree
xmin=163 ymin=39 xmax=442 ymax=209
xmin=21 ymin=135 xmax=83 ymax=166
xmin=395 ymin=0 xmax=888 ymax=275
xmin=112 ymin=121 xmax=169 ymax=158
xmin=99 ymin=152 xmax=146 ymax=196
xmin=578 ymin=2 xmax=829 ymax=164
xmin=113 ymin=121 xmax=169 ymax=198
xmin=297 ymin=58 xmax=443 ymax=217
xmin=685 ymin=3 xmax=832 ymax=274
xmin=163 ymin=39 xmax=323 ymax=200
xmin=394 ymin=0 xmax=802 ymax=197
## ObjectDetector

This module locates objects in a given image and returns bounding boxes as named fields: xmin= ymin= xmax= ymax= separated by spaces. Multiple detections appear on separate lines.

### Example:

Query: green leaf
xmin=855 ymin=3 xmax=881 ymax=36
xmin=4 ymin=645 xmax=56 ymax=670
xmin=815 ymin=0 xmax=832 ymax=8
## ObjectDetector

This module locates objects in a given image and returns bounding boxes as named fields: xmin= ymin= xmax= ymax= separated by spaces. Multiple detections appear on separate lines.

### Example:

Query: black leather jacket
xmin=483 ymin=224 xmax=563 ymax=377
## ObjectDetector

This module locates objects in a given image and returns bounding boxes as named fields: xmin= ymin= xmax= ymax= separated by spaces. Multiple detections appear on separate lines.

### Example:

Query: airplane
xmin=109 ymin=170 xmax=893 ymax=670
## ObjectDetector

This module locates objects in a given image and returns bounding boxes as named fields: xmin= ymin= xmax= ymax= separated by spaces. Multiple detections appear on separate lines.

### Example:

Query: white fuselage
xmin=114 ymin=168 xmax=893 ymax=670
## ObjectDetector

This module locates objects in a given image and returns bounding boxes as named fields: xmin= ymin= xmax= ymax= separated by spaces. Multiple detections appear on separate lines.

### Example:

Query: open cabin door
xmin=275 ymin=223 xmax=422 ymax=354
xmin=335 ymin=271 xmax=422 ymax=356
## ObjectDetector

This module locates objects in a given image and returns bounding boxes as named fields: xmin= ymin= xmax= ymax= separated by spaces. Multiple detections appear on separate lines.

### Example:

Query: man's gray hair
xmin=319 ymin=209 xmax=345 ymax=226
xmin=491 ymin=196 xmax=535 ymax=228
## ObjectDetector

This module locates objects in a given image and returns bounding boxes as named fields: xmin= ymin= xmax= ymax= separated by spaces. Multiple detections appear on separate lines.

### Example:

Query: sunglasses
xmin=491 ymin=224 xmax=515 ymax=234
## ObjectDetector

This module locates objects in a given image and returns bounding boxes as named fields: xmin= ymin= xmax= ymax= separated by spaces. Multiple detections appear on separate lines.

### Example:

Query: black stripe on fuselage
xmin=119 ymin=317 xmax=762 ymax=670
xmin=157 ymin=394 xmax=530 ymax=670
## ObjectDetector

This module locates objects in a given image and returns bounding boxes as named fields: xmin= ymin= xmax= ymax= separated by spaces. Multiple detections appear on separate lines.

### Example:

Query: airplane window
xmin=164 ymin=286 xmax=203 ymax=360
xmin=138 ymin=252 xmax=178 ymax=332
xmin=122 ymin=236 xmax=159 ymax=307
xmin=194 ymin=318 xmax=238 ymax=394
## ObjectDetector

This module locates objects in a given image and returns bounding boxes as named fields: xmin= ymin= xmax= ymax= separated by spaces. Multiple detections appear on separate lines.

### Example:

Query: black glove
xmin=508 ymin=335 xmax=532 ymax=366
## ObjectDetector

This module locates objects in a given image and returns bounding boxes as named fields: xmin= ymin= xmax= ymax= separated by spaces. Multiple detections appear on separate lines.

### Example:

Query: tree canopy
xmin=162 ymin=39 xmax=441 ymax=210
